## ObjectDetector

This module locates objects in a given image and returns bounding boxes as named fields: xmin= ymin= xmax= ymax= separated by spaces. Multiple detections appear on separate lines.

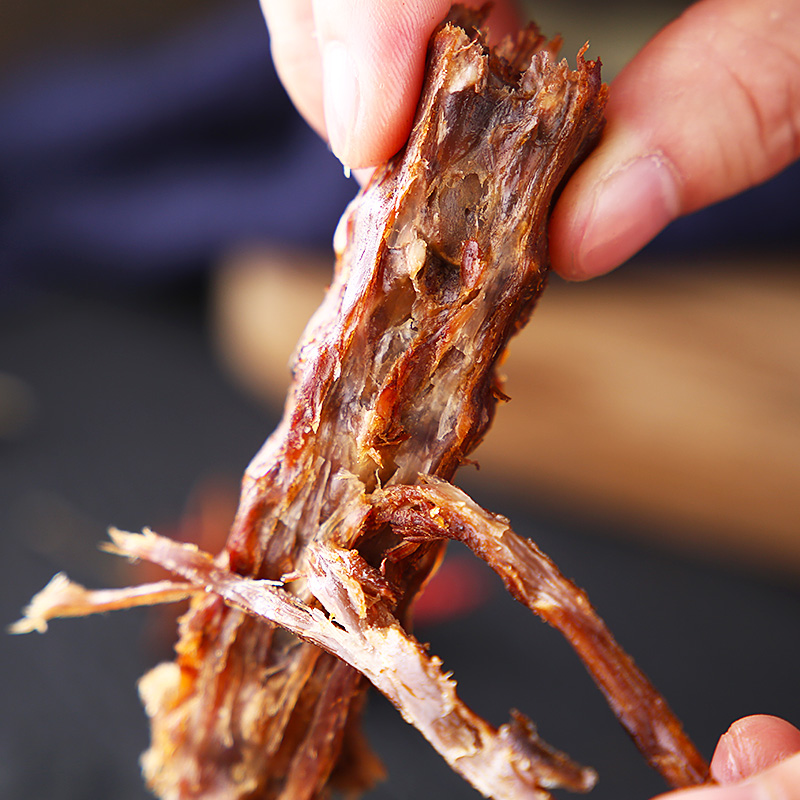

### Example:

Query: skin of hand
xmin=549 ymin=0 xmax=800 ymax=280
xmin=653 ymin=715 xmax=800 ymax=800
xmin=260 ymin=0 xmax=520 ymax=170
xmin=262 ymin=0 xmax=800 ymax=281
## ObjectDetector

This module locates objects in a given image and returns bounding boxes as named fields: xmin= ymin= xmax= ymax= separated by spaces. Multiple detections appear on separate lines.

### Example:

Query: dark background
xmin=3 ymin=284 xmax=799 ymax=799
xmin=2 ymin=1 xmax=800 ymax=799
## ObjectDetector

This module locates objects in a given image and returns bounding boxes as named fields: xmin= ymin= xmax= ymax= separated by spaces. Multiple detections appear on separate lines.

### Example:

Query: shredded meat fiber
xmin=13 ymin=7 xmax=713 ymax=800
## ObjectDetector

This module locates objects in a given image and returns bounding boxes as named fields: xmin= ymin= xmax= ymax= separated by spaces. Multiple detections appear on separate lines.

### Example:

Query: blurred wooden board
xmin=212 ymin=247 xmax=800 ymax=574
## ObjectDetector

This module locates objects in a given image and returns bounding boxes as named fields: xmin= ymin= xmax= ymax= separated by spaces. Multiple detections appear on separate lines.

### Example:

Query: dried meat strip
xmin=13 ymin=6 xmax=712 ymax=800
xmin=369 ymin=478 xmax=711 ymax=788
xmin=100 ymin=526 xmax=598 ymax=799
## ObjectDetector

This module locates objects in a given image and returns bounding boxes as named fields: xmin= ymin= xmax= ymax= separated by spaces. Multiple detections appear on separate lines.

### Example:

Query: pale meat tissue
xmin=13 ymin=7 xmax=713 ymax=800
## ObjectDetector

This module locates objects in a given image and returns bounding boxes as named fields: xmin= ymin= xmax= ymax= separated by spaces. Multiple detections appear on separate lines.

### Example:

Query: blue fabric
xmin=0 ymin=2 xmax=356 ymax=288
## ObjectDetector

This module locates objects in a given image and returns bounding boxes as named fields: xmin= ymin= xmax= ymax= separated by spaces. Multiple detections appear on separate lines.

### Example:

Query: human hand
xmin=262 ymin=1 xmax=800 ymax=279
xmin=259 ymin=0 xmax=519 ymax=170
xmin=549 ymin=0 xmax=800 ymax=280
xmin=654 ymin=715 xmax=800 ymax=800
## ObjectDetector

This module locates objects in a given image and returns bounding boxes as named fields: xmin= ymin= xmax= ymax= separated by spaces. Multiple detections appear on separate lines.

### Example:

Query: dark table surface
xmin=2 ymin=282 xmax=799 ymax=800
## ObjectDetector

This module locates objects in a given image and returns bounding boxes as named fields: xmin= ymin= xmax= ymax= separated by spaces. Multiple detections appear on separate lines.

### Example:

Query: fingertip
xmin=550 ymin=146 xmax=681 ymax=281
xmin=322 ymin=35 xmax=422 ymax=170
xmin=316 ymin=0 xmax=452 ymax=169
xmin=711 ymin=715 xmax=800 ymax=784
xmin=553 ymin=0 xmax=800 ymax=282
xmin=317 ymin=0 xmax=522 ymax=170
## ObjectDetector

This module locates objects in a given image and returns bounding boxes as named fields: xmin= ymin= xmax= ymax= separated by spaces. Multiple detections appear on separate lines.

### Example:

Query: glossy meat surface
xmin=14 ymin=8 xmax=711 ymax=800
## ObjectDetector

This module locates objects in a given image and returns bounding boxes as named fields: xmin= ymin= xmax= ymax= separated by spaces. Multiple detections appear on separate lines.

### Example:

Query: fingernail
xmin=321 ymin=40 xmax=360 ymax=167
xmin=575 ymin=154 xmax=680 ymax=277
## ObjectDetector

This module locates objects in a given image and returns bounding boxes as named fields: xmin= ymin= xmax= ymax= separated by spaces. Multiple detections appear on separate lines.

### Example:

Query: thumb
xmin=652 ymin=716 xmax=800 ymax=800
xmin=312 ymin=0 xmax=449 ymax=170
xmin=711 ymin=715 xmax=800 ymax=783
xmin=312 ymin=0 xmax=519 ymax=170
xmin=652 ymin=752 xmax=800 ymax=800
xmin=549 ymin=0 xmax=800 ymax=280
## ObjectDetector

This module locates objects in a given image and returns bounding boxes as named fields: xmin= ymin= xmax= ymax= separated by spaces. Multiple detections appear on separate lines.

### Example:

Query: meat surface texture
xmin=13 ymin=7 xmax=712 ymax=800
